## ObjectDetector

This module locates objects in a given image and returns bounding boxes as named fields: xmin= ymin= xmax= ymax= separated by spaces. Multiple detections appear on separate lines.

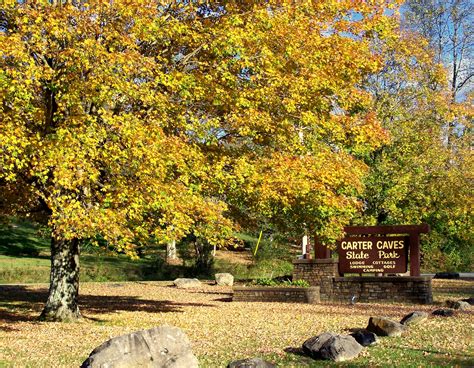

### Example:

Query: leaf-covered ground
xmin=0 ymin=280 xmax=473 ymax=367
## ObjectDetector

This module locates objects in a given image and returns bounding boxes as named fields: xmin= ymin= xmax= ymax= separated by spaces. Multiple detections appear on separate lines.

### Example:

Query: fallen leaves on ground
xmin=0 ymin=280 xmax=473 ymax=367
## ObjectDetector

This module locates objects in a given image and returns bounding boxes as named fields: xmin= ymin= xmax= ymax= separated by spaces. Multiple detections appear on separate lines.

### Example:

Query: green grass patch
xmin=0 ymin=220 xmax=49 ymax=257
xmin=0 ymin=219 xmax=164 ymax=284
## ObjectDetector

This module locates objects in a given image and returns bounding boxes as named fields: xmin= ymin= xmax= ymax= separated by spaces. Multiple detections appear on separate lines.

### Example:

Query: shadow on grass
xmin=0 ymin=221 xmax=49 ymax=258
xmin=213 ymin=297 xmax=232 ymax=302
xmin=389 ymin=346 xmax=474 ymax=367
xmin=284 ymin=347 xmax=306 ymax=356
xmin=0 ymin=285 xmax=216 ymax=324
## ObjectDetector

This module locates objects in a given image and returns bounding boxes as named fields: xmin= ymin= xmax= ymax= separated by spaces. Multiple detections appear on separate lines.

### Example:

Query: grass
xmin=0 ymin=219 xmax=189 ymax=283
xmin=0 ymin=220 xmax=296 ymax=284
xmin=0 ymin=279 xmax=472 ymax=367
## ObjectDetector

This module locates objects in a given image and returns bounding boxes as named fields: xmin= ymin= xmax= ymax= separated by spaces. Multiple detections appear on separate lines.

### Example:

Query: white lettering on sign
xmin=341 ymin=241 xmax=373 ymax=250
xmin=375 ymin=239 xmax=404 ymax=250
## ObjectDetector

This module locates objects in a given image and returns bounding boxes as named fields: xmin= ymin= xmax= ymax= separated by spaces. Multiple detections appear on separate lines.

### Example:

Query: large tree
xmin=1 ymin=1 xmax=400 ymax=321
xmin=359 ymin=18 xmax=473 ymax=271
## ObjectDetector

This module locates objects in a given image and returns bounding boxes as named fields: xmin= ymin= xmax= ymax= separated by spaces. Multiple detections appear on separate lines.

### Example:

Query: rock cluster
xmin=300 ymin=308 xmax=457 ymax=363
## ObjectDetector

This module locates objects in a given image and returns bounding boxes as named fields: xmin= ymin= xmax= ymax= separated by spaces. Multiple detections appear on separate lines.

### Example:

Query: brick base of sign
xmin=292 ymin=259 xmax=433 ymax=304
xmin=232 ymin=286 xmax=320 ymax=304
xmin=331 ymin=276 xmax=432 ymax=304
xmin=293 ymin=259 xmax=338 ymax=301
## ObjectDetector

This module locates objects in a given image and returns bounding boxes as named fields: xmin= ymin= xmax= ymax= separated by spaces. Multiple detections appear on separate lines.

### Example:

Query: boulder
xmin=350 ymin=330 xmax=378 ymax=347
xmin=173 ymin=278 xmax=202 ymax=289
xmin=81 ymin=326 xmax=198 ymax=368
xmin=446 ymin=300 xmax=471 ymax=310
xmin=366 ymin=317 xmax=407 ymax=337
xmin=303 ymin=332 xmax=363 ymax=362
xmin=303 ymin=332 xmax=335 ymax=359
xmin=215 ymin=273 xmax=234 ymax=286
xmin=400 ymin=311 xmax=429 ymax=326
xmin=432 ymin=309 xmax=455 ymax=317
xmin=227 ymin=357 xmax=275 ymax=368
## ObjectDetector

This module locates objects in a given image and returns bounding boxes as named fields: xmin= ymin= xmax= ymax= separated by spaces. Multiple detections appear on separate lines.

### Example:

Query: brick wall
xmin=293 ymin=259 xmax=432 ymax=304
xmin=331 ymin=276 xmax=432 ymax=304
xmin=293 ymin=259 xmax=338 ymax=300
xmin=232 ymin=286 xmax=320 ymax=304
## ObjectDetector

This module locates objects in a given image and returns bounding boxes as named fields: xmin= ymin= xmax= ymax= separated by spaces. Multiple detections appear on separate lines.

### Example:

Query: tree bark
xmin=40 ymin=237 xmax=81 ymax=322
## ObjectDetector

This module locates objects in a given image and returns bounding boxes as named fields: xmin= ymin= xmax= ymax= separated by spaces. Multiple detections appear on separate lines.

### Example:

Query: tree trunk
xmin=194 ymin=239 xmax=214 ymax=274
xmin=166 ymin=240 xmax=177 ymax=260
xmin=40 ymin=237 xmax=81 ymax=322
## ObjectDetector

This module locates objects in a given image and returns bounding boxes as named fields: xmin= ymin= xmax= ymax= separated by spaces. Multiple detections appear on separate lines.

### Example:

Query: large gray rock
xmin=303 ymin=332 xmax=363 ymax=362
xmin=215 ymin=273 xmax=234 ymax=286
xmin=173 ymin=278 xmax=202 ymax=289
xmin=227 ymin=357 xmax=275 ymax=368
xmin=400 ymin=311 xmax=429 ymax=326
xmin=302 ymin=332 xmax=335 ymax=359
xmin=81 ymin=326 xmax=198 ymax=368
xmin=446 ymin=300 xmax=471 ymax=310
xmin=367 ymin=317 xmax=407 ymax=337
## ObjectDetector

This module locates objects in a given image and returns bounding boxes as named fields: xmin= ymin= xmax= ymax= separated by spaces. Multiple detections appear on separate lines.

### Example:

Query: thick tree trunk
xmin=40 ymin=237 xmax=81 ymax=322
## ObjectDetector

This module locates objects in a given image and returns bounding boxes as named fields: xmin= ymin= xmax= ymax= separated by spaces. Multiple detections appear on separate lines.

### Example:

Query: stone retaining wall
xmin=232 ymin=286 xmax=320 ymax=304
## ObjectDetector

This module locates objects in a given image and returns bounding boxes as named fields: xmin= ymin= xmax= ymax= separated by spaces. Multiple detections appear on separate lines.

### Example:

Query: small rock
xmin=366 ymin=316 xmax=407 ymax=337
xmin=446 ymin=300 xmax=471 ymax=310
xmin=303 ymin=332 xmax=363 ymax=362
xmin=81 ymin=326 xmax=198 ymax=368
xmin=456 ymin=301 xmax=471 ymax=310
xmin=227 ymin=357 xmax=275 ymax=368
xmin=432 ymin=309 xmax=455 ymax=317
xmin=434 ymin=272 xmax=460 ymax=279
xmin=400 ymin=311 xmax=429 ymax=326
xmin=173 ymin=278 xmax=202 ymax=289
xmin=215 ymin=273 xmax=234 ymax=286
xmin=350 ymin=330 xmax=378 ymax=347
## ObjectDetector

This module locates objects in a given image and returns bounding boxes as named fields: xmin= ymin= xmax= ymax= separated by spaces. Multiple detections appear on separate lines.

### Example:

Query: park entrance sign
xmin=294 ymin=224 xmax=433 ymax=304
xmin=337 ymin=224 xmax=430 ymax=276
xmin=337 ymin=236 xmax=408 ymax=274
xmin=314 ymin=224 xmax=430 ymax=276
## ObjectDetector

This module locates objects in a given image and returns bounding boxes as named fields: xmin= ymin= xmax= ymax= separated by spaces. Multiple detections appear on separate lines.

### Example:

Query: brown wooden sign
xmin=314 ymin=224 xmax=430 ymax=276
xmin=337 ymin=236 xmax=408 ymax=274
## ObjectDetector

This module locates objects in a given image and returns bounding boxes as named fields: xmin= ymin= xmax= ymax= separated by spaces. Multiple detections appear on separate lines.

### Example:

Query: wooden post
xmin=410 ymin=233 xmax=421 ymax=276
xmin=314 ymin=236 xmax=330 ymax=259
